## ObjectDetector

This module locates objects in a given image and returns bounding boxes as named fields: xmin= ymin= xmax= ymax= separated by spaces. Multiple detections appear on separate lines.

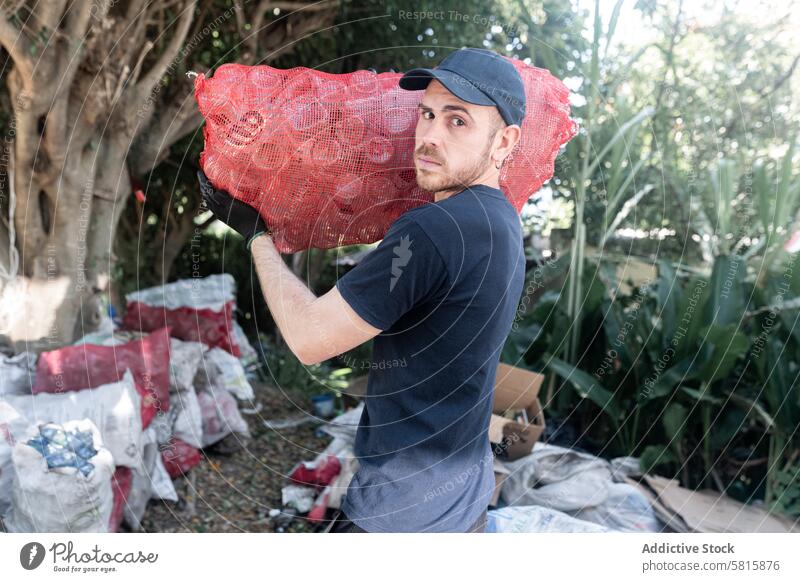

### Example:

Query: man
xmin=198 ymin=47 xmax=527 ymax=533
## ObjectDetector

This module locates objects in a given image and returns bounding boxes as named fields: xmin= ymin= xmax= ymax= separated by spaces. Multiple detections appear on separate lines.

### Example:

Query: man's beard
xmin=414 ymin=140 xmax=495 ymax=195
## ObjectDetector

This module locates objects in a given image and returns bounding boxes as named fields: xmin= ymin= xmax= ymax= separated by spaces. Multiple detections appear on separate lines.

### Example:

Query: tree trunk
xmin=0 ymin=0 xmax=340 ymax=353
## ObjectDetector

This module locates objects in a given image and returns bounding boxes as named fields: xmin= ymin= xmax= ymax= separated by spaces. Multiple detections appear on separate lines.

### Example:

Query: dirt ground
xmin=136 ymin=381 xmax=335 ymax=533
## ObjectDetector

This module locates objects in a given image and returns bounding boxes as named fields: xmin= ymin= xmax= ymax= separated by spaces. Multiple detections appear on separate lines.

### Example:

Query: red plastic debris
xmin=109 ymin=466 xmax=133 ymax=533
xmin=195 ymin=58 xmax=576 ymax=253
xmin=161 ymin=438 xmax=202 ymax=479
xmin=289 ymin=455 xmax=341 ymax=489
xmin=307 ymin=488 xmax=331 ymax=523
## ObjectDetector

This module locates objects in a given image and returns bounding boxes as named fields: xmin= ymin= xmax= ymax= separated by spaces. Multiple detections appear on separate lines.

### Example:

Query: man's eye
xmin=451 ymin=117 xmax=465 ymax=127
xmin=421 ymin=111 xmax=433 ymax=119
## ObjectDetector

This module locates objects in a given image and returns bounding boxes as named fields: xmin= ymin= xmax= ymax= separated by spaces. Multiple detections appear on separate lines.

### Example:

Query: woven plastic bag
xmin=32 ymin=327 xmax=171 ymax=429
xmin=6 ymin=419 xmax=115 ymax=533
xmin=7 ymin=370 xmax=144 ymax=471
xmin=195 ymin=58 xmax=576 ymax=253
xmin=122 ymin=274 xmax=241 ymax=357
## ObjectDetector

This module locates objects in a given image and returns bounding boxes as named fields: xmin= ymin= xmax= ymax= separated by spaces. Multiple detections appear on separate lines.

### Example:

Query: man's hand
xmin=197 ymin=169 xmax=270 ymax=249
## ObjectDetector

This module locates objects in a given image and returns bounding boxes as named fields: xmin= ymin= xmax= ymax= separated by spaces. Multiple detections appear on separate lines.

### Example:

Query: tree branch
xmin=129 ymin=100 xmax=202 ymax=176
xmin=63 ymin=0 xmax=95 ymax=42
xmin=758 ymin=52 xmax=800 ymax=100
xmin=0 ymin=13 xmax=34 ymax=78
xmin=44 ymin=1 xmax=97 ymax=165
xmin=134 ymin=0 xmax=197 ymax=104
xmin=31 ymin=0 xmax=67 ymax=35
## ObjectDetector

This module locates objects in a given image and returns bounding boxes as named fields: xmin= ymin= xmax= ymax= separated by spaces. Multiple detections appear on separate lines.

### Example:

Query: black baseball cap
xmin=399 ymin=47 xmax=527 ymax=127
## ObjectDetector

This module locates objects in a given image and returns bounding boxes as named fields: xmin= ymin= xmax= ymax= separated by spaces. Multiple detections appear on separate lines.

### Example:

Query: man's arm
xmin=196 ymin=169 xmax=381 ymax=365
xmin=250 ymin=234 xmax=382 ymax=365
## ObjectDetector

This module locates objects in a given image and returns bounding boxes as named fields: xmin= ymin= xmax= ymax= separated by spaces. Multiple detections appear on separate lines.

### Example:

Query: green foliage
xmin=510 ymin=249 xmax=800 ymax=509
xmin=770 ymin=465 xmax=800 ymax=518
xmin=257 ymin=335 xmax=353 ymax=398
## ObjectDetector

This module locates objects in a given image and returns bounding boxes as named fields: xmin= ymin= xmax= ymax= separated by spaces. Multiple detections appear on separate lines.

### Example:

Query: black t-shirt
xmin=335 ymin=183 xmax=525 ymax=532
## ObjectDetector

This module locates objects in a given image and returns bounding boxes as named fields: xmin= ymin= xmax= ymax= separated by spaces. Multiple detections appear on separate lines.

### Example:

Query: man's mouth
xmin=416 ymin=155 xmax=443 ymax=169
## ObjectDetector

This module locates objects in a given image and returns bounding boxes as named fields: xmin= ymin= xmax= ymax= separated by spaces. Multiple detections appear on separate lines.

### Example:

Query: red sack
xmin=122 ymin=274 xmax=241 ymax=357
xmin=32 ymin=327 xmax=171 ymax=428
xmin=109 ymin=466 xmax=133 ymax=532
xmin=123 ymin=301 xmax=240 ymax=357
xmin=161 ymin=438 xmax=202 ymax=479
xmin=195 ymin=58 xmax=576 ymax=253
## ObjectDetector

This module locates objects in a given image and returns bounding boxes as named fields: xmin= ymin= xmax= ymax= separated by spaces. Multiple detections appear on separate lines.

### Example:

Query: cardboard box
xmin=344 ymin=362 xmax=546 ymax=462
xmin=341 ymin=374 xmax=369 ymax=409
xmin=627 ymin=474 xmax=800 ymax=533
xmin=488 ymin=363 xmax=546 ymax=461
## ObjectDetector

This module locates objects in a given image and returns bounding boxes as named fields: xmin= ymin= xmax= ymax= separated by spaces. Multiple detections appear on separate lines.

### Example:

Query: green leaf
xmin=726 ymin=391 xmax=776 ymax=429
xmin=640 ymin=359 xmax=697 ymax=401
xmin=775 ymin=134 xmax=797 ymax=226
xmin=705 ymin=254 xmax=746 ymax=328
xmin=710 ymin=408 xmax=746 ymax=450
xmin=662 ymin=402 xmax=688 ymax=440
xmin=585 ymin=107 xmax=655 ymax=177
xmin=708 ymin=159 xmax=739 ymax=241
xmin=655 ymin=259 xmax=680 ymax=345
xmin=582 ymin=263 xmax=608 ymax=314
xmin=604 ymin=0 xmax=626 ymax=59
xmin=546 ymin=356 xmax=621 ymax=424
xmin=696 ymin=324 xmax=749 ymax=384
xmin=672 ymin=275 xmax=710 ymax=359
xmin=754 ymin=160 xmax=773 ymax=236
xmin=681 ymin=386 xmax=724 ymax=405
xmin=601 ymin=298 xmax=634 ymax=367
xmin=640 ymin=444 xmax=676 ymax=473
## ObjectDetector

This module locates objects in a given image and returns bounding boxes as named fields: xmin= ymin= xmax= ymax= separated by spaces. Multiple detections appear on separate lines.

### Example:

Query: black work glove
xmin=197 ymin=169 xmax=270 ymax=249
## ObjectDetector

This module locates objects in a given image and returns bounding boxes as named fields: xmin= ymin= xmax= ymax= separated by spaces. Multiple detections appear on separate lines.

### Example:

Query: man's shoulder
xmin=403 ymin=189 xmax=519 ymax=243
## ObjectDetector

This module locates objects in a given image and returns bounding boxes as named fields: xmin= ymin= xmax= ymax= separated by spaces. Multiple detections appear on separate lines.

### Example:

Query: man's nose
xmin=417 ymin=116 xmax=446 ymax=149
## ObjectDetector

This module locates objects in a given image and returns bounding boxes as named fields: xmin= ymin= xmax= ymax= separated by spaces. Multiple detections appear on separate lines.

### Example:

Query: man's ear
xmin=495 ymin=124 xmax=522 ymax=163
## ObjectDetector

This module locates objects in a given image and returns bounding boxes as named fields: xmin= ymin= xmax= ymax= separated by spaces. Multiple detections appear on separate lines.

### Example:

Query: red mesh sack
xmin=195 ymin=58 xmax=576 ymax=253
xmin=122 ymin=274 xmax=241 ymax=357
xmin=32 ymin=327 xmax=172 ymax=428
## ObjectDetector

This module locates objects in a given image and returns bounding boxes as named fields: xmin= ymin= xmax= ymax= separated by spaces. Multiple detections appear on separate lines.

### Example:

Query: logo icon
xmin=20 ymin=542 xmax=46 ymax=570
xmin=390 ymin=234 xmax=413 ymax=292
